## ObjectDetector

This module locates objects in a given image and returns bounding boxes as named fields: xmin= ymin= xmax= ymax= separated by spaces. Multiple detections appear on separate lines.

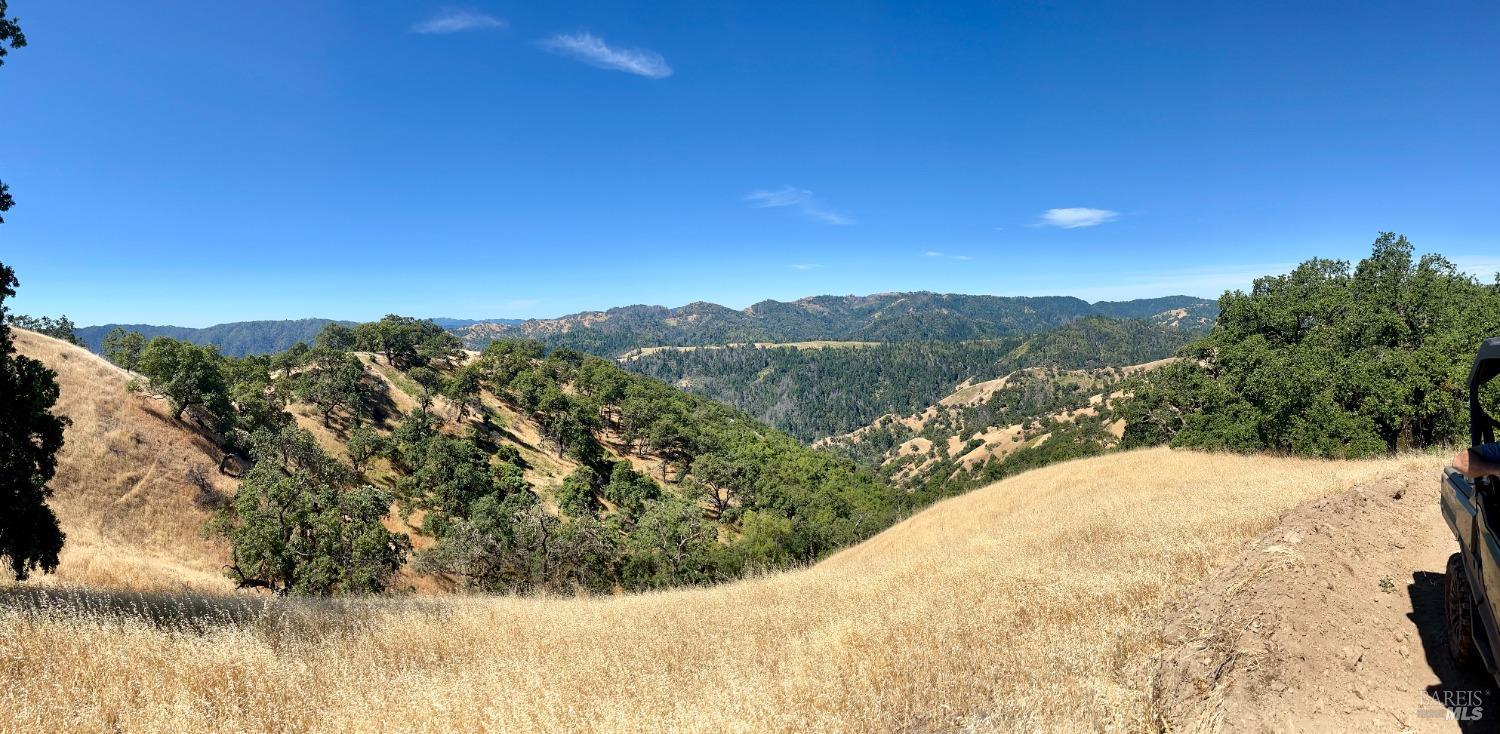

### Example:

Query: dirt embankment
xmin=1149 ymin=459 xmax=1493 ymax=733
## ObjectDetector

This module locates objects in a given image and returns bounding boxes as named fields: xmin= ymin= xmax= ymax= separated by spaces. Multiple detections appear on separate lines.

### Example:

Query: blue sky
xmin=1 ymin=1 xmax=1496 ymax=327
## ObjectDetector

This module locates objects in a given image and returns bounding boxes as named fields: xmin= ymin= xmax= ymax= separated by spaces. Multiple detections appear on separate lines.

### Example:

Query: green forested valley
xmin=624 ymin=316 xmax=1193 ymax=442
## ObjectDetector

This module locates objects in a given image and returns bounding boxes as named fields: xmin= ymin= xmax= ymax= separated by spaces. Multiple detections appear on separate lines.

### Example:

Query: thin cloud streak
xmin=791 ymin=263 xmax=823 ymax=271
xmin=538 ymin=33 xmax=672 ymax=78
xmin=412 ymin=9 xmax=507 ymax=34
xmin=1038 ymin=207 xmax=1119 ymax=228
xmin=745 ymin=186 xmax=853 ymax=225
xmin=924 ymin=251 xmax=972 ymax=261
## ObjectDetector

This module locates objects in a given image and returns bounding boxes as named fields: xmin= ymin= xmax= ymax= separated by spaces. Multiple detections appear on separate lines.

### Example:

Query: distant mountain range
xmin=456 ymin=293 xmax=1219 ymax=355
xmin=74 ymin=294 xmax=1217 ymax=358
xmin=73 ymin=317 xmax=527 ymax=357
xmin=73 ymin=318 xmax=356 ymax=357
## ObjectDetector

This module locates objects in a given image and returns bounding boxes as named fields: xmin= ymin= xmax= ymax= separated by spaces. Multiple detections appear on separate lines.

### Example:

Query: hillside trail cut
xmin=1149 ymin=459 xmax=1497 ymax=733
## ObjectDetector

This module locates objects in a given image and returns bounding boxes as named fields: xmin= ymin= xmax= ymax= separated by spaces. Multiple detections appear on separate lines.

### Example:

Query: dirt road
xmin=1150 ymin=458 xmax=1498 ymax=732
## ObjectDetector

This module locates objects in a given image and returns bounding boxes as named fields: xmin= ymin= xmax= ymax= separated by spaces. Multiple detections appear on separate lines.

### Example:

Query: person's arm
xmin=1454 ymin=446 xmax=1500 ymax=479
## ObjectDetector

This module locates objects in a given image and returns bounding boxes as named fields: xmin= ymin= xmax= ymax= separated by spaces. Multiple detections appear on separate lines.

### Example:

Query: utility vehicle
xmin=1442 ymin=337 xmax=1500 ymax=672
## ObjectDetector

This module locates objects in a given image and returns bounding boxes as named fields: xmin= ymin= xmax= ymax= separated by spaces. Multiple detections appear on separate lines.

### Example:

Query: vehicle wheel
xmin=1447 ymin=552 xmax=1480 ymax=668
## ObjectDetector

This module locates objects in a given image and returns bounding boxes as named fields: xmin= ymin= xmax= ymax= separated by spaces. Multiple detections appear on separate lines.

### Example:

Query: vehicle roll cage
xmin=1469 ymin=337 xmax=1500 ymax=448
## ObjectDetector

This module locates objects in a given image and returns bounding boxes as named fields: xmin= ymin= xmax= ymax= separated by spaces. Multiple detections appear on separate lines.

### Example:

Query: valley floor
xmin=0 ymin=448 xmax=1432 ymax=733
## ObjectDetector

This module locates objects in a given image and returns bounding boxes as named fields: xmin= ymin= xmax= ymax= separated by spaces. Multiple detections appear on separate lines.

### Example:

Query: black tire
xmin=1447 ymin=552 xmax=1480 ymax=668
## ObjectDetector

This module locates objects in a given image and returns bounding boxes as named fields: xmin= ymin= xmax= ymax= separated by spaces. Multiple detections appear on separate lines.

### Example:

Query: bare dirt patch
xmin=1149 ymin=455 xmax=1486 ymax=733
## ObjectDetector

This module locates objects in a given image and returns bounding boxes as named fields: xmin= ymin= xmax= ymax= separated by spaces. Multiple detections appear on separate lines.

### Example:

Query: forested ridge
xmin=457 ymin=292 xmax=1218 ymax=354
xmin=52 ymin=294 xmax=1215 ymax=360
xmin=626 ymin=317 xmax=1192 ymax=442
xmin=75 ymin=319 xmax=354 ymax=357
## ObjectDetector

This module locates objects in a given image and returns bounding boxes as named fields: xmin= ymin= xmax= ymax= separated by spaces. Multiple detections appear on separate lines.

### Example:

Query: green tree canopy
xmin=214 ymin=426 xmax=409 ymax=595
xmin=289 ymin=347 xmax=369 ymax=428
xmin=132 ymin=336 xmax=233 ymax=427
xmin=101 ymin=327 xmax=146 ymax=371
xmin=8 ymin=314 xmax=81 ymax=346
xmin=0 ymin=262 xmax=67 ymax=580
xmin=354 ymin=315 xmax=458 ymax=369
xmin=1120 ymin=234 xmax=1500 ymax=457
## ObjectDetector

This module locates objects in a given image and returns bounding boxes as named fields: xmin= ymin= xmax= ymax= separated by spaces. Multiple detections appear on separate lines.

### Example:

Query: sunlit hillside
xmin=0 ymin=440 xmax=1428 ymax=733
xmin=9 ymin=329 xmax=700 ymax=594
xmin=10 ymin=328 xmax=235 ymax=591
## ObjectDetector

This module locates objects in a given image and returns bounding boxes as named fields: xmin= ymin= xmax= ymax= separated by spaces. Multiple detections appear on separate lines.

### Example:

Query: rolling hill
xmin=6 ymin=328 xmax=899 ymax=594
xmin=0 ymin=433 xmax=1423 ymax=731
xmin=6 ymin=328 xmax=235 ymax=591
xmin=4 ymin=326 xmax=1451 ymax=732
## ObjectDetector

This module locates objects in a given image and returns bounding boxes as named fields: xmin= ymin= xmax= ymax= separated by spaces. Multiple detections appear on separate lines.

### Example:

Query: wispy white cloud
xmin=790 ymin=263 xmax=823 ymax=271
xmin=923 ymin=250 xmax=972 ymax=261
xmin=412 ymin=9 xmax=507 ymax=34
xmin=744 ymin=186 xmax=853 ymax=225
xmin=538 ymin=32 xmax=672 ymax=78
xmin=1038 ymin=207 xmax=1119 ymax=228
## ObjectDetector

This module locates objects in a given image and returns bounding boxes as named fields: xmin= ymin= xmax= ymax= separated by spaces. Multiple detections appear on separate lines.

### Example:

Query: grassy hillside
xmin=8 ymin=329 xmax=234 ymax=591
xmin=75 ymin=318 xmax=353 ymax=357
xmin=458 ymin=292 xmax=1216 ymax=354
xmin=0 ymin=448 xmax=1421 ymax=732
xmin=12 ymin=327 xmax=903 ymax=594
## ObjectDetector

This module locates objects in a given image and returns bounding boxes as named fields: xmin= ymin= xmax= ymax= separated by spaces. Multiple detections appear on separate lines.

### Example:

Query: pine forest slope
xmin=0 ymin=448 xmax=1420 ymax=732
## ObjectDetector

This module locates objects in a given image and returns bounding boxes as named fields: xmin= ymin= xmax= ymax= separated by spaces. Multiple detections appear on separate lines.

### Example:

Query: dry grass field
xmin=0 ymin=434 xmax=1430 ymax=732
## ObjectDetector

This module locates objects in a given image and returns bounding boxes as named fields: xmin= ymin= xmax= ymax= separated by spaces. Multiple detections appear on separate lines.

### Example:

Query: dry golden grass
xmin=11 ymin=329 xmax=233 ymax=593
xmin=0 ymin=446 xmax=1429 ymax=733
